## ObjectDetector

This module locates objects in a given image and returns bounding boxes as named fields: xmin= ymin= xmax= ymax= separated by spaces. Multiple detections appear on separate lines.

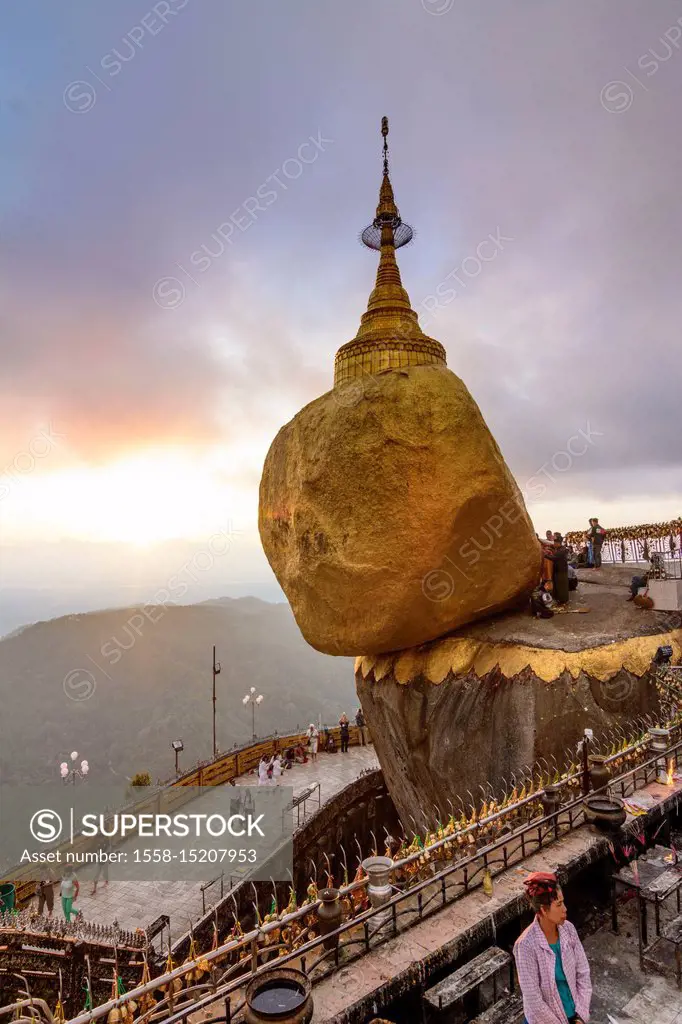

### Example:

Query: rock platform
xmin=357 ymin=581 xmax=682 ymax=826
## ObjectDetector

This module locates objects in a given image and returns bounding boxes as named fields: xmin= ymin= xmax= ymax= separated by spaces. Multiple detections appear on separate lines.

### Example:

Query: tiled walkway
xmin=54 ymin=744 xmax=378 ymax=942
xmin=236 ymin=742 xmax=379 ymax=799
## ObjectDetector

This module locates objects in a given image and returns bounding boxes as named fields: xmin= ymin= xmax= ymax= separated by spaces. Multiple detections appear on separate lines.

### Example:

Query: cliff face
xmin=355 ymin=593 xmax=679 ymax=826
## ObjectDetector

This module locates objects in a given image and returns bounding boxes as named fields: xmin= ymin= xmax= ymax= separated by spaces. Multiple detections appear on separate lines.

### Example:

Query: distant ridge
xmin=0 ymin=597 xmax=355 ymax=785
xmin=199 ymin=596 xmax=275 ymax=611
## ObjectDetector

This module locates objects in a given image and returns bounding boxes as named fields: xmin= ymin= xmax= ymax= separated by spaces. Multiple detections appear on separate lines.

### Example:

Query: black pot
xmin=541 ymin=784 xmax=563 ymax=818
xmin=245 ymin=968 xmax=313 ymax=1024
xmin=583 ymin=794 xmax=627 ymax=833
xmin=588 ymin=755 xmax=612 ymax=793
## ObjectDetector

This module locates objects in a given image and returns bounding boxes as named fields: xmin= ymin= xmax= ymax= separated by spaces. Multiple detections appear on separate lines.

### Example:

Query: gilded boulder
xmin=258 ymin=363 xmax=541 ymax=655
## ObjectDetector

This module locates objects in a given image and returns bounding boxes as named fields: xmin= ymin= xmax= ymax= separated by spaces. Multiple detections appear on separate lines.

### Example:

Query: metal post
xmin=582 ymin=730 xmax=592 ymax=795
xmin=212 ymin=645 xmax=221 ymax=761
xmin=175 ymin=748 xmax=179 ymax=777
xmin=252 ymin=702 xmax=255 ymax=740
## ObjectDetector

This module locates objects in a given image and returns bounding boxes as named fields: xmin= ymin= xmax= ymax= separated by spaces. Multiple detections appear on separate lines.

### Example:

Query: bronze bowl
xmin=583 ymin=793 xmax=627 ymax=833
xmin=244 ymin=967 xmax=313 ymax=1024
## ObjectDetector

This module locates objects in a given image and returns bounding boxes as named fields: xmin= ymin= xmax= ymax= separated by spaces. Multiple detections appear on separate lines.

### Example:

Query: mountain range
xmin=0 ymin=597 xmax=356 ymax=785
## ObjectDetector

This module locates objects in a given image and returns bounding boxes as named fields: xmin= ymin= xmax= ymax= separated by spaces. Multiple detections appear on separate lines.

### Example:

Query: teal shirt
xmin=549 ymin=939 xmax=576 ymax=1020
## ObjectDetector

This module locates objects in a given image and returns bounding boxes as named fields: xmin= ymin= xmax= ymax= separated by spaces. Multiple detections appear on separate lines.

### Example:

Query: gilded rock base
xmin=356 ymin=627 xmax=681 ymax=828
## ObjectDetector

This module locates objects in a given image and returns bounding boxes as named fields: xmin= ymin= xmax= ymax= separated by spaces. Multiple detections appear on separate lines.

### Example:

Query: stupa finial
xmin=361 ymin=117 xmax=411 ymax=251
xmin=376 ymin=116 xmax=398 ymax=224
xmin=333 ymin=118 xmax=446 ymax=386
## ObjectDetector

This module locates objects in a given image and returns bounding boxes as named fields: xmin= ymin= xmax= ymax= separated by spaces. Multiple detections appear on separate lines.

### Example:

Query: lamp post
xmin=212 ymin=645 xmax=221 ymax=761
xmin=171 ymin=739 xmax=184 ymax=778
xmin=242 ymin=687 xmax=264 ymax=740
xmin=60 ymin=751 xmax=89 ymax=786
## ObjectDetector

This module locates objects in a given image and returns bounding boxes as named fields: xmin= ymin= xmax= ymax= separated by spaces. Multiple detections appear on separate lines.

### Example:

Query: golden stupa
xmin=333 ymin=120 xmax=446 ymax=385
xmin=259 ymin=119 xmax=541 ymax=656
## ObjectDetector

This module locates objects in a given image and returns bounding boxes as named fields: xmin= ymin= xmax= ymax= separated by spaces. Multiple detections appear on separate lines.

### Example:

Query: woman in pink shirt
xmin=514 ymin=872 xmax=592 ymax=1024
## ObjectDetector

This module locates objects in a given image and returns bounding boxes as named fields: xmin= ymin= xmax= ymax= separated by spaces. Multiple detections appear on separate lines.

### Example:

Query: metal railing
xmin=57 ymin=719 xmax=682 ymax=1024
xmin=288 ymin=782 xmax=321 ymax=827
xmin=200 ymin=875 xmax=225 ymax=916
xmin=564 ymin=520 xmax=682 ymax=570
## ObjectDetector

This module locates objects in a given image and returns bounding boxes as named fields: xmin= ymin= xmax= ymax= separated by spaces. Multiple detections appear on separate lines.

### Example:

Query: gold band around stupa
xmin=334 ymin=336 xmax=447 ymax=385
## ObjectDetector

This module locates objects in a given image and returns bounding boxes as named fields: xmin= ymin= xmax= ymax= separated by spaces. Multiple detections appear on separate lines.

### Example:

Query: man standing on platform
xmin=355 ymin=707 xmax=369 ymax=746
xmin=305 ymin=723 xmax=319 ymax=762
xmin=36 ymin=876 xmax=54 ymax=917
xmin=589 ymin=518 xmax=606 ymax=569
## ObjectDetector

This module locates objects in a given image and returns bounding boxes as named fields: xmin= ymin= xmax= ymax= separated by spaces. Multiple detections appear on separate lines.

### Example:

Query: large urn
xmin=244 ymin=968 xmax=313 ymax=1024
xmin=361 ymin=856 xmax=394 ymax=909
xmin=649 ymin=727 xmax=672 ymax=783
xmin=587 ymin=755 xmax=612 ymax=793
xmin=317 ymin=887 xmax=343 ymax=950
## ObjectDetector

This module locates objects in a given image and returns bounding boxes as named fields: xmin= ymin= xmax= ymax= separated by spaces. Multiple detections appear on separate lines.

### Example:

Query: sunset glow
xmin=1 ymin=449 xmax=255 ymax=546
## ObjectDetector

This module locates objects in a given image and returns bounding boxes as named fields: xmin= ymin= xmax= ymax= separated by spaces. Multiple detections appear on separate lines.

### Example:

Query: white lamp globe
xmin=242 ymin=695 xmax=249 ymax=705
xmin=71 ymin=751 xmax=78 ymax=761
xmin=60 ymin=763 xmax=69 ymax=777
xmin=256 ymin=695 xmax=264 ymax=704
xmin=81 ymin=760 xmax=89 ymax=774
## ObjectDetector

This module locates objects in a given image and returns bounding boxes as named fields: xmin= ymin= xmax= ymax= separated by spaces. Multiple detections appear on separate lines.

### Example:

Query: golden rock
xmin=259 ymin=362 xmax=541 ymax=655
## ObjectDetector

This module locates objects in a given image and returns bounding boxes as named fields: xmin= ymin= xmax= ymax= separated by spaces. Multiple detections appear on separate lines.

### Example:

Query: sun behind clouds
xmin=1 ymin=447 xmax=259 ymax=546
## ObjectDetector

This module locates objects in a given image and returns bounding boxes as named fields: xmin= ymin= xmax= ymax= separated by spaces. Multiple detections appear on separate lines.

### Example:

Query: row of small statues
xmin=0 ymin=909 xmax=146 ymax=948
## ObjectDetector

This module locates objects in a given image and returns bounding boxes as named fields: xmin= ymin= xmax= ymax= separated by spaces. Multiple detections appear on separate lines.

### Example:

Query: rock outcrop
xmin=355 ymin=593 xmax=681 ymax=826
xmin=259 ymin=363 xmax=541 ymax=655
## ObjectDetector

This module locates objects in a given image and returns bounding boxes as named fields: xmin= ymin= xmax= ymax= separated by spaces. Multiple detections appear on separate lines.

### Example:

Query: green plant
xmin=130 ymin=771 xmax=152 ymax=787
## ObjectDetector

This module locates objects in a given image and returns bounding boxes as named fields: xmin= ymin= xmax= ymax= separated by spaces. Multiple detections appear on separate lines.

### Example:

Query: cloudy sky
xmin=1 ymin=0 xmax=681 ymax=632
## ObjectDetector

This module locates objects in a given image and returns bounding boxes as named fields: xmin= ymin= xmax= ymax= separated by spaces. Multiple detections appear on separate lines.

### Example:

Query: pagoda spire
xmin=333 ymin=118 xmax=447 ymax=386
xmin=375 ymin=116 xmax=399 ymax=224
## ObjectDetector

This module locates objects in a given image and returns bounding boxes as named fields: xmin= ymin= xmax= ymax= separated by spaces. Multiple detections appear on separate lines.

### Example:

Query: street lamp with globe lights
xmin=60 ymin=751 xmax=89 ymax=785
xmin=243 ymin=687 xmax=264 ymax=740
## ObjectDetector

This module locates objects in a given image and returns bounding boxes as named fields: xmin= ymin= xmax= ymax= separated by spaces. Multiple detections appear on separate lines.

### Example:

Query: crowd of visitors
xmin=531 ymin=518 xmax=605 ymax=619
xmin=30 ymin=713 xmax=374 ymax=928
xmin=530 ymin=515 xmax=671 ymax=615
xmin=255 ymin=710 xmax=371 ymax=781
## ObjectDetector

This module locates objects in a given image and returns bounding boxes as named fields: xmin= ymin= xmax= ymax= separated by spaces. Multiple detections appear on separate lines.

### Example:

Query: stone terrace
xmin=65 ymin=744 xmax=378 ymax=941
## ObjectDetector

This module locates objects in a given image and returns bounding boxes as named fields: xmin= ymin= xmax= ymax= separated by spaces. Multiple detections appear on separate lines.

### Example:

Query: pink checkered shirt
xmin=513 ymin=918 xmax=592 ymax=1024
